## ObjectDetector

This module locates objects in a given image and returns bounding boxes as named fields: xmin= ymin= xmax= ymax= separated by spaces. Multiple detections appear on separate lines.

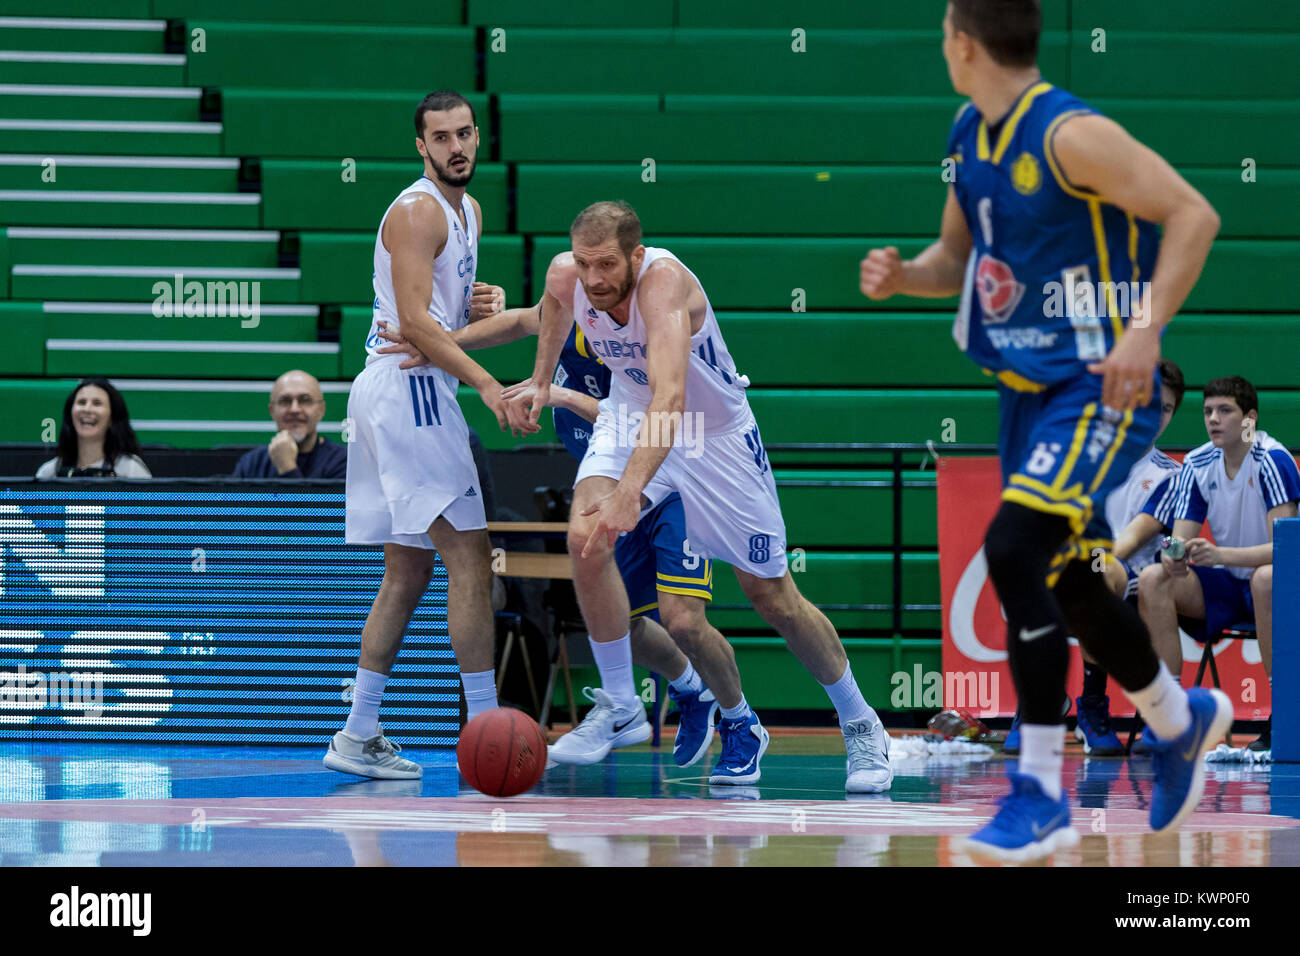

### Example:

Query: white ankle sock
xmin=589 ymin=633 xmax=637 ymax=706
xmin=720 ymin=696 xmax=751 ymax=722
xmin=1127 ymin=662 xmax=1191 ymax=739
xmin=820 ymin=662 xmax=876 ymax=727
xmin=669 ymin=660 xmax=702 ymax=694
xmin=1020 ymin=724 xmax=1064 ymax=801
xmin=344 ymin=666 xmax=387 ymax=739
xmin=459 ymin=669 xmax=498 ymax=721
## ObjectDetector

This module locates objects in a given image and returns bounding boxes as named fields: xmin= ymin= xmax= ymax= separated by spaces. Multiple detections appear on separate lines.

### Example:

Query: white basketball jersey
xmin=572 ymin=247 xmax=751 ymax=433
xmin=364 ymin=177 xmax=477 ymax=386
xmin=1169 ymin=431 xmax=1300 ymax=579
xmin=1103 ymin=446 xmax=1180 ymax=571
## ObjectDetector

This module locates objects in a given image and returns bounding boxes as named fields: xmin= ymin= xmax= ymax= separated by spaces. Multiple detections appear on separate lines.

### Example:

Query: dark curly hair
xmin=54 ymin=378 xmax=142 ymax=471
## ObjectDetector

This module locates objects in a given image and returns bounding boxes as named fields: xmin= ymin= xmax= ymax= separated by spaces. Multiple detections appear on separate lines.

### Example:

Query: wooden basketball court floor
xmin=1 ymin=732 xmax=1296 ymax=867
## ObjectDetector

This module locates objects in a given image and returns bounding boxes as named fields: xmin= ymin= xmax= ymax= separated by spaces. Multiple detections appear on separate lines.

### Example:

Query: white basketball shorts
xmin=575 ymin=402 xmax=787 ymax=577
xmin=345 ymin=359 xmax=486 ymax=549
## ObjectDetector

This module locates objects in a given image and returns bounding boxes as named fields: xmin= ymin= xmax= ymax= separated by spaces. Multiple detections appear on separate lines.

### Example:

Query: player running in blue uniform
xmin=1004 ymin=358 xmax=1185 ymax=757
xmin=377 ymin=300 xmax=760 ymax=781
xmin=861 ymin=0 xmax=1225 ymax=861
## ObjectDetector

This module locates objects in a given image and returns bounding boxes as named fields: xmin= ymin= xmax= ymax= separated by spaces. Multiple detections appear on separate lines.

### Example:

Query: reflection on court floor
xmin=0 ymin=739 xmax=1295 ymax=866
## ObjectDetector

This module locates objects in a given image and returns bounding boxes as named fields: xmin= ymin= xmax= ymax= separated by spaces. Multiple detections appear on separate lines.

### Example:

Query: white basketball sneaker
xmin=323 ymin=724 xmax=422 ymax=779
xmin=548 ymin=687 xmax=651 ymax=765
xmin=843 ymin=718 xmax=894 ymax=793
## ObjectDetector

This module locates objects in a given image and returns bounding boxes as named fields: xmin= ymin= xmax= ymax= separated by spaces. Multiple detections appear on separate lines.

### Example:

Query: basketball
xmin=456 ymin=708 xmax=548 ymax=797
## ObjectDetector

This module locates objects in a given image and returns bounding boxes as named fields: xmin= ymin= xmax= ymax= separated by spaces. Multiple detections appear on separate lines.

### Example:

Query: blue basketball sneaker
xmin=1074 ymin=695 xmax=1125 ymax=756
xmin=1003 ymin=711 xmax=1022 ymax=755
xmin=667 ymin=684 xmax=719 ymax=767
xmin=1146 ymin=687 xmax=1232 ymax=832
xmin=709 ymin=712 xmax=769 ymax=785
xmin=963 ymin=772 xmax=1079 ymax=863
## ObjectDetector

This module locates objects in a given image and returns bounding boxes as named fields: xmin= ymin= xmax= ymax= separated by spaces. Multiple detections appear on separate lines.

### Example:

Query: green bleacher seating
xmin=675 ymin=0 xmax=1066 ymax=30
xmin=1070 ymin=34 xmax=1300 ymax=100
xmin=45 ymin=337 xmax=339 ymax=379
xmin=0 ymin=16 xmax=181 ymax=85
xmin=183 ymin=24 xmax=474 ymax=90
xmin=469 ymin=0 xmax=674 ymax=27
xmin=221 ymin=90 xmax=489 ymax=159
xmin=486 ymin=29 xmax=1069 ymax=97
xmin=500 ymin=95 xmax=1300 ymax=166
xmin=261 ymin=160 xmax=508 ymax=233
xmin=531 ymin=236 xmax=1300 ymax=312
xmin=0 ymin=18 xmax=164 ymax=53
xmin=300 ymin=233 xmax=524 ymax=306
xmin=154 ymin=0 xmax=462 ymax=24
xmin=517 ymin=165 xmax=946 ymax=237
xmin=708 ymin=553 xmax=941 ymax=632
xmin=1 ymin=190 xmax=257 ymax=228
xmin=6 ymin=226 xmax=280 ymax=267
xmin=0 ymin=155 xmax=239 ymax=192
xmin=523 ymin=165 xmax=1293 ymax=239
xmin=1079 ymin=0 xmax=1300 ymax=30
xmin=0 ymin=86 xmax=199 ymax=122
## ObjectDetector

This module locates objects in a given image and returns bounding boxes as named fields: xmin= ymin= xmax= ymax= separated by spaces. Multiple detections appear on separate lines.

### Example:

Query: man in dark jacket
xmin=233 ymin=370 xmax=347 ymax=478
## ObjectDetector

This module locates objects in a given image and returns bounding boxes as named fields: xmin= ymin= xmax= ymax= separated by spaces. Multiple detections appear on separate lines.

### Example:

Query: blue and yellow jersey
xmin=552 ymin=322 xmax=612 ymax=460
xmin=949 ymin=82 xmax=1160 ymax=391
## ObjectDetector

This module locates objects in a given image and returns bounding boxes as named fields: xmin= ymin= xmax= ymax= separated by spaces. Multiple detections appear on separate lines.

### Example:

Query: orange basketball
xmin=456 ymin=708 xmax=548 ymax=797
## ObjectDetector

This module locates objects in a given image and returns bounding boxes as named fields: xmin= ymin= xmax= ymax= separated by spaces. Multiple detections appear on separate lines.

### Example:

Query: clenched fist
xmin=859 ymin=246 xmax=904 ymax=300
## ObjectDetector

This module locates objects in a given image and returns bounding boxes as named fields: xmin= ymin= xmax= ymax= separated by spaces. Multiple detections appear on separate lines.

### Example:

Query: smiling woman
xmin=35 ymin=378 xmax=152 ymax=479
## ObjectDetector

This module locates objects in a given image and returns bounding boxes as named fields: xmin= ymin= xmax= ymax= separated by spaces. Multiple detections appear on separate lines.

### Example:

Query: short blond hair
xmin=570 ymin=200 xmax=641 ymax=257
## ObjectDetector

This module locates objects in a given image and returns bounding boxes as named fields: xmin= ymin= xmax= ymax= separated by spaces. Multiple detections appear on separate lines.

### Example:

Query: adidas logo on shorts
xmin=465 ymin=487 xmax=477 ymax=497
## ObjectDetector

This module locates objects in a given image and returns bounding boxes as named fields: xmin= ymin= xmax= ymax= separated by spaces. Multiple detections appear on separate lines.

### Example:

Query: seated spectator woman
xmin=36 ymin=378 xmax=152 ymax=478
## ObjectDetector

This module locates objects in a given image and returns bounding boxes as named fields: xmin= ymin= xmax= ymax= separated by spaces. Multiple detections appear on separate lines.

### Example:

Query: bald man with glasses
xmin=232 ymin=369 xmax=348 ymax=479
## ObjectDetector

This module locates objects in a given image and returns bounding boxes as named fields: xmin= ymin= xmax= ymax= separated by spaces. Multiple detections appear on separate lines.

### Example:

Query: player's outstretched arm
xmin=387 ymin=195 xmax=507 ymax=429
xmin=506 ymin=256 xmax=577 ymax=435
xmin=860 ymin=186 xmax=972 ymax=300
xmin=453 ymin=299 xmax=541 ymax=351
xmin=377 ymin=292 xmax=540 ymax=365
xmin=500 ymin=381 xmax=600 ymax=424
xmin=1054 ymin=114 xmax=1220 ymax=410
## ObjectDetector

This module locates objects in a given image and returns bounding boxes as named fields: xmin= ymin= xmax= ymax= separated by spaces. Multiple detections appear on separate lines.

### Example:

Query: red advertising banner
xmin=937 ymin=456 xmax=1270 ymax=720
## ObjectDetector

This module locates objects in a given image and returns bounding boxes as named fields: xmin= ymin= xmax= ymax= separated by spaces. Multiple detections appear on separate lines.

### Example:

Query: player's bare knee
xmin=1251 ymin=564 xmax=1272 ymax=600
xmin=1137 ymin=563 xmax=1170 ymax=602
xmin=660 ymin=605 xmax=706 ymax=653
xmin=745 ymin=578 xmax=801 ymax=628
